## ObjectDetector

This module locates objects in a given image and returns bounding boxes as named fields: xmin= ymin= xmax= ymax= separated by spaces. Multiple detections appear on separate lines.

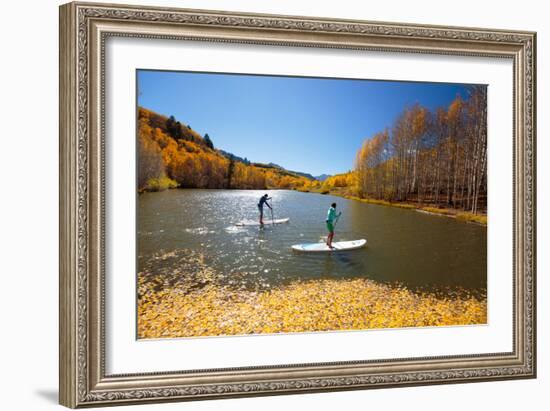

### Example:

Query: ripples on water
xmin=138 ymin=189 xmax=487 ymax=293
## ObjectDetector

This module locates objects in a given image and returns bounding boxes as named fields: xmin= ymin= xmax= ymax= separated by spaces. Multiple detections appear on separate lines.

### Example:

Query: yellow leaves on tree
xmin=138 ymin=118 xmax=170 ymax=191
xmin=351 ymin=90 xmax=488 ymax=214
xmin=316 ymin=171 xmax=357 ymax=195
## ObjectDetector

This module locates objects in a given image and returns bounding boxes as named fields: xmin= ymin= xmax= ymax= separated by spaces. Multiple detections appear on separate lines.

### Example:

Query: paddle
xmin=269 ymin=199 xmax=274 ymax=225
xmin=333 ymin=211 xmax=342 ymax=228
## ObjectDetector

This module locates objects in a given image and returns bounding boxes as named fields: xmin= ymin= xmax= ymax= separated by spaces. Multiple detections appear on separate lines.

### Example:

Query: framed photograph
xmin=59 ymin=2 xmax=536 ymax=408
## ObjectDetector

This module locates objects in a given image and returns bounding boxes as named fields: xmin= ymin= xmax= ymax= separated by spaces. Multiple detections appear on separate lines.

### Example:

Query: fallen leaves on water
xmin=137 ymin=273 xmax=487 ymax=339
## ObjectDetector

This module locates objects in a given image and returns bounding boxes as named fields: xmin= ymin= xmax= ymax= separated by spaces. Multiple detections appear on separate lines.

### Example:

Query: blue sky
xmin=137 ymin=70 xmax=470 ymax=176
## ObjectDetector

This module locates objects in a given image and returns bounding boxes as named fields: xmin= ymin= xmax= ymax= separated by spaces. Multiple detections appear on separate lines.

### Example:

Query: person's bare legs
xmin=259 ymin=208 xmax=264 ymax=225
xmin=327 ymin=231 xmax=334 ymax=248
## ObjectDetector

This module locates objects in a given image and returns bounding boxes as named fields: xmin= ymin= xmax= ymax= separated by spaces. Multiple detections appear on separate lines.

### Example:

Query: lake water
xmin=138 ymin=189 xmax=487 ymax=294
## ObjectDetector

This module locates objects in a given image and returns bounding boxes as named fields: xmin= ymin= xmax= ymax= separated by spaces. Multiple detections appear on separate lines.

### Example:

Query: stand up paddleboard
xmin=235 ymin=218 xmax=290 ymax=227
xmin=291 ymin=239 xmax=367 ymax=252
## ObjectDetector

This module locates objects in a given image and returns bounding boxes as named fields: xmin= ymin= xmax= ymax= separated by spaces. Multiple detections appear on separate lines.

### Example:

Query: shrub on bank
xmin=456 ymin=212 xmax=488 ymax=225
xmin=145 ymin=176 xmax=178 ymax=192
xmin=421 ymin=206 xmax=455 ymax=216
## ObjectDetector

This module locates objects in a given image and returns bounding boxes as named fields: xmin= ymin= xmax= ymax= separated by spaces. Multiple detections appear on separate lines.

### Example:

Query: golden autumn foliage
xmin=145 ymin=176 xmax=178 ymax=192
xmin=353 ymin=89 xmax=488 ymax=215
xmin=321 ymin=172 xmax=357 ymax=191
xmin=137 ymin=107 xmax=313 ymax=191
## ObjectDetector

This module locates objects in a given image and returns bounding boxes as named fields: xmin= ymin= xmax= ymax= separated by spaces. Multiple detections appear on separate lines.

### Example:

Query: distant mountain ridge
xmin=314 ymin=174 xmax=331 ymax=181
xmin=266 ymin=163 xmax=316 ymax=181
xmin=217 ymin=149 xmax=251 ymax=165
xmin=215 ymin=155 xmax=317 ymax=181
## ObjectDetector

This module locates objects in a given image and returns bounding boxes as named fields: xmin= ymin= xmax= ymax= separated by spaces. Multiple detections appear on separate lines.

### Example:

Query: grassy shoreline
xmin=296 ymin=187 xmax=487 ymax=226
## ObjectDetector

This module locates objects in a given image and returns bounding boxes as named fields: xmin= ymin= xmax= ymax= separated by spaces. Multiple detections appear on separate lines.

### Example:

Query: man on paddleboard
xmin=258 ymin=194 xmax=272 ymax=225
xmin=326 ymin=202 xmax=341 ymax=249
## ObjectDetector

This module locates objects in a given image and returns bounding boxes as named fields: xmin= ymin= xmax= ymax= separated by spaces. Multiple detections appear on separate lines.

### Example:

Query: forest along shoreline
xmin=301 ymin=187 xmax=487 ymax=226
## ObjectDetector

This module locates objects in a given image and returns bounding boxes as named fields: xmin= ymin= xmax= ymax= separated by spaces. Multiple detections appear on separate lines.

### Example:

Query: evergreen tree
xmin=174 ymin=121 xmax=183 ymax=139
xmin=227 ymin=158 xmax=235 ymax=188
xmin=204 ymin=133 xmax=214 ymax=149
xmin=166 ymin=115 xmax=177 ymax=138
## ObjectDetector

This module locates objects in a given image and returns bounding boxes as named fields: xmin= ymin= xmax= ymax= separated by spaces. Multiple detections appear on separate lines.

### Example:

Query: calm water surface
xmin=138 ymin=189 xmax=486 ymax=293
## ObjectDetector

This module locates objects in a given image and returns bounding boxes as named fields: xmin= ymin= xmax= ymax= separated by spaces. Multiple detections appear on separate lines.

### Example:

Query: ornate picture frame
xmin=59 ymin=1 xmax=536 ymax=407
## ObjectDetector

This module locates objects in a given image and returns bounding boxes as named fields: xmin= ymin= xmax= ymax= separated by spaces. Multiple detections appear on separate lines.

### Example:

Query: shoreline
xmin=296 ymin=187 xmax=487 ymax=226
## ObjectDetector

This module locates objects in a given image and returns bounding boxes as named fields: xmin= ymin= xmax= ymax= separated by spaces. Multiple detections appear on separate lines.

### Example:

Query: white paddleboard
xmin=235 ymin=218 xmax=290 ymax=227
xmin=291 ymin=239 xmax=367 ymax=252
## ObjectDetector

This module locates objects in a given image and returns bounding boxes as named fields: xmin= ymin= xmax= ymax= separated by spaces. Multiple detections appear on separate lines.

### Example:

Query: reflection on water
xmin=138 ymin=189 xmax=487 ymax=293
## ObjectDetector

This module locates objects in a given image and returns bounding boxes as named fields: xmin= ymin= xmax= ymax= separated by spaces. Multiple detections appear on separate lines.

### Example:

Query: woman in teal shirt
xmin=326 ymin=202 xmax=341 ymax=249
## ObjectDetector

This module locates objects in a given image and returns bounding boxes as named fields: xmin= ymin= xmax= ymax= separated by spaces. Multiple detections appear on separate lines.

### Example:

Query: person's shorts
xmin=326 ymin=221 xmax=334 ymax=233
xmin=258 ymin=205 xmax=263 ymax=216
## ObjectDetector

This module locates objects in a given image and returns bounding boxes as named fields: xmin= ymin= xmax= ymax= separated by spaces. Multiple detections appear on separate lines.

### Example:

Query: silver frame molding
xmin=59 ymin=2 xmax=536 ymax=408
